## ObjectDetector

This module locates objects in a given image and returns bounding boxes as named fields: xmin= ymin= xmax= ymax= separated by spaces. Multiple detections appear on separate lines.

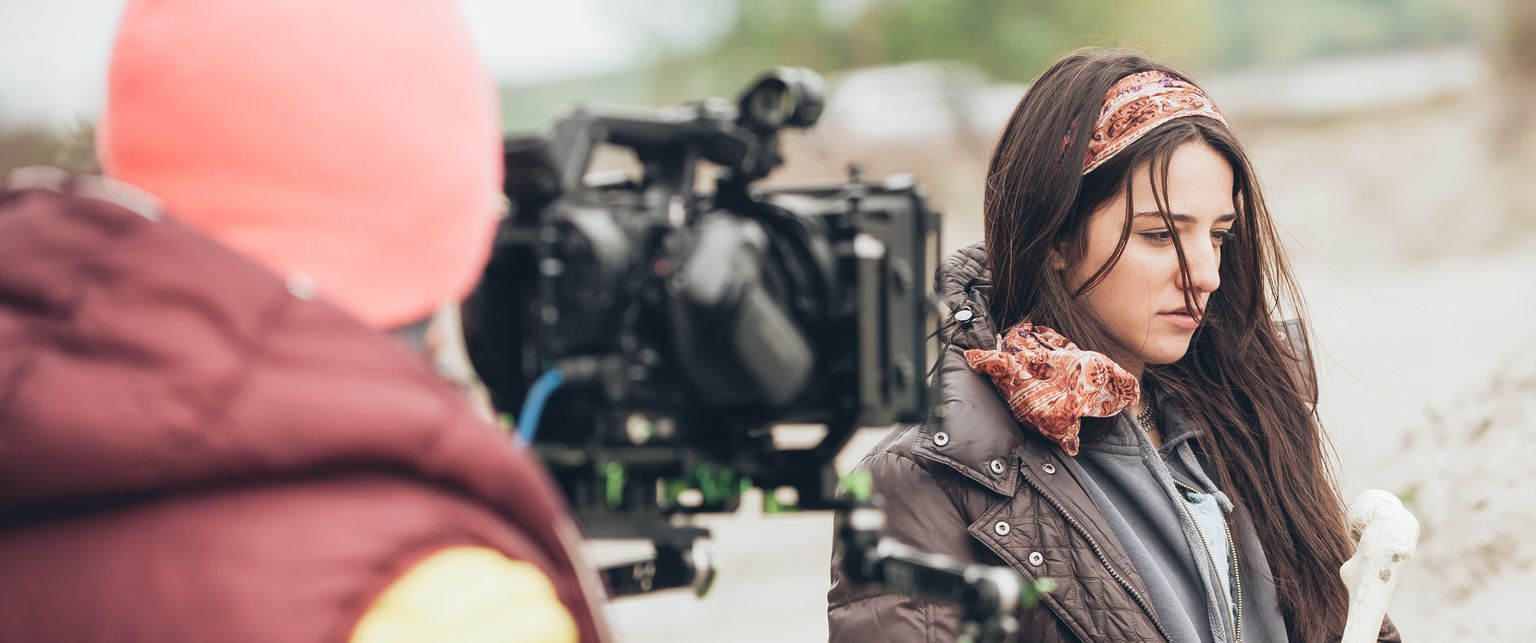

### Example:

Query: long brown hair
xmin=985 ymin=49 xmax=1351 ymax=641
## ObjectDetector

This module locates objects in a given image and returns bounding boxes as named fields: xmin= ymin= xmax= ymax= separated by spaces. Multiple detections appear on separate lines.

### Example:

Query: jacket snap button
xmin=994 ymin=521 xmax=1010 ymax=536
xmin=989 ymin=459 xmax=1005 ymax=474
xmin=955 ymin=309 xmax=974 ymax=323
xmin=1041 ymin=463 xmax=1057 ymax=474
xmin=1028 ymin=551 xmax=1044 ymax=566
xmin=933 ymin=432 xmax=950 ymax=447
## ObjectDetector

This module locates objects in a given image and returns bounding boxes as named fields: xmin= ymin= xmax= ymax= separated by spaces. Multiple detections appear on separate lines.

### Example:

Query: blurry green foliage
xmin=0 ymin=120 xmax=96 ymax=175
xmin=641 ymin=0 xmax=1216 ymax=88
xmin=0 ymin=128 xmax=63 ymax=175
xmin=501 ymin=0 xmax=1474 ymax=131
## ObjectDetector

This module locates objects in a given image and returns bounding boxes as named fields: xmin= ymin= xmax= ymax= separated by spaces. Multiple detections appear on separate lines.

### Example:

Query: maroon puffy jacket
xmin=0 ymin=169 xmax=608 ymax=642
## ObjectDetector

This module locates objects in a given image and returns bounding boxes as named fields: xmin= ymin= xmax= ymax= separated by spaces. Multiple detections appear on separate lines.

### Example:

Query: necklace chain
xmin=1136 ymin=390 xmax=1158 ymax=435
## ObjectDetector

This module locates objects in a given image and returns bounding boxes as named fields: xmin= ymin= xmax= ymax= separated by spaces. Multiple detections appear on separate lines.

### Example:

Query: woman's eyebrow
xmin=1133 ymin=211 xmax=1238 ymax=223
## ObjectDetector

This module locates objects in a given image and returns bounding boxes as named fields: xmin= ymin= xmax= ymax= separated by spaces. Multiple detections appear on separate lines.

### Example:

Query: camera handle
xmin=599 ymin=523 xmax=718 ymax=598
xmin=594 ymin=495 xmax=1042 ymax=643
xmin=834 ymin=494 xmax=1044 ymax=643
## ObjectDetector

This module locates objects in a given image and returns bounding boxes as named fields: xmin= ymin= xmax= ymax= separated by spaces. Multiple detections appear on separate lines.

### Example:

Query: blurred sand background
xmin=3 ymin=1 xmax=1533 ymax=641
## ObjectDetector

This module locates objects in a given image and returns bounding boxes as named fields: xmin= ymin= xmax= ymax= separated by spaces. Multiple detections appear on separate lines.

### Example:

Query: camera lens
xmin=744 ymin=81 xmax=790 ymax=130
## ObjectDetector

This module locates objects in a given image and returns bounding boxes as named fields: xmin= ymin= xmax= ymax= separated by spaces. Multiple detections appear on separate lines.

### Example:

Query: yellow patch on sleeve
xmin=350 ymin=546 xmax=579 ymax=643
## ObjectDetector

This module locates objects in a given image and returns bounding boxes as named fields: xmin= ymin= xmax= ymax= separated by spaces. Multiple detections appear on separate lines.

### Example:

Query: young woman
xmin=828 ymin=49 xmax=1400 ymax=643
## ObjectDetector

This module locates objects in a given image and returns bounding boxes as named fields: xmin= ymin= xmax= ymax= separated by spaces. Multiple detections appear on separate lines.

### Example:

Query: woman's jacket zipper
xmin=1019 ymin=468 xmax=1174 ymax=643
xmin=1173 ymin=479 xmax=1244 ymax=643
xmin=1219 ymin=497 xmax=1244 ymax=643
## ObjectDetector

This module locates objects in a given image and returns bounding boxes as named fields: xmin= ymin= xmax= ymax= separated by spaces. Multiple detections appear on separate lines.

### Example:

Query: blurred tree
xmin=0 ymin=120 xmax=95 ymax=175
xmin=1489 ymin=0 xmax=1536 ymax=231
xmin=1491 ymin=0 xmax=1536 ymax=148
xmin=1211 ymin=0 xmax=1471 ymax=67
xmin=619 ymin=0 xmax=1217 ymax=94
xmin=0 ymin=127 xmax=61 ymax=175
xmin=609 ymin=0 xmax=1472 ymax=89
xmin=500 ymin=0 xmax=1475 ymax=132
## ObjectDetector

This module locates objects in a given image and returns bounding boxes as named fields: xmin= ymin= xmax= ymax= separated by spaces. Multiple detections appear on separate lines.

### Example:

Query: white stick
xmin=1339 ymin=489 xmax=1420 ymax=643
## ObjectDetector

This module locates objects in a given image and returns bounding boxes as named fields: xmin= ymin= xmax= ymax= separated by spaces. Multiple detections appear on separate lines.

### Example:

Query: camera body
xmin=463 ymin=69 xmax=941 ymax=539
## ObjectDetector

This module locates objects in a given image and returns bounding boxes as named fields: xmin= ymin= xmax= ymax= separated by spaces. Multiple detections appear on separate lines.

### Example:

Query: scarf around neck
xmin=964 ymin=321 xmax=1140 ymax=455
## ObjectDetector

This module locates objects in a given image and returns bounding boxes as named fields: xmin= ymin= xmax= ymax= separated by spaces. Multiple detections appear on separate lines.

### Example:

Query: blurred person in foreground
xmin=829 ymin=49 xmax=1401 ymax=642
xmin=0 ymin=1 xmax=607 ymax=641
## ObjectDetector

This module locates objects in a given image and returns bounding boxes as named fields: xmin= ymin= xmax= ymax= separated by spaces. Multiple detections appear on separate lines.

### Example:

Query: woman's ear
xmin=1048 ymin=249 xmax=1068 ymax=271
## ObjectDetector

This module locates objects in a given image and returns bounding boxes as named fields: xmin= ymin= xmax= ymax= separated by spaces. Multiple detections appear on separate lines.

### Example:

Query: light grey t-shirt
xmin=1185 ymin=487 xmax=1236 ymax=625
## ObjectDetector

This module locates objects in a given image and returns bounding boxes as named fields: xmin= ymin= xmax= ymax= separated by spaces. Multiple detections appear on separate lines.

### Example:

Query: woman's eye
xmin=1212 ymin=229 xmax=1237 ymax=245
xmin=1138 ymin=230 xmax=1174 ymax=243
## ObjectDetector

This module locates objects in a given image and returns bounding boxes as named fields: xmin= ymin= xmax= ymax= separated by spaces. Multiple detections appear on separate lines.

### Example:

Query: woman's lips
xmin=1159 ymin=311 xmax=1201 ymax=331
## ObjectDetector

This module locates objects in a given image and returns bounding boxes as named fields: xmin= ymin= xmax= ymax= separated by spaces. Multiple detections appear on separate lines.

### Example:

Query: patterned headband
xmin=1082 ymin=70 xmax=1227 ymax=174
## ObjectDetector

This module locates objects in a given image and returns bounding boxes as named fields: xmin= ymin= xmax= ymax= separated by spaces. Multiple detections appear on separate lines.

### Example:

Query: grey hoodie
xmin=1064 ymin=405 xmax=1291 ymax=643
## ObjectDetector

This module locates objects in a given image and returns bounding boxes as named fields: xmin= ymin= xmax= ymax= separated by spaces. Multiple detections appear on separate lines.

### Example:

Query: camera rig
xmin=463 ymin=68 xmax=1039 ymax=641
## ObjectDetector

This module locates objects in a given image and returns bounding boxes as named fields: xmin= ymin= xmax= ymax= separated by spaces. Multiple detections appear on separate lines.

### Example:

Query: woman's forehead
xmin=1125 ymin=143 xmax=1237 ymax=219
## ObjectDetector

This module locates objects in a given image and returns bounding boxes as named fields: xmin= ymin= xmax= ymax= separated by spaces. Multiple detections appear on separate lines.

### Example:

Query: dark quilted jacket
xmin=827 ymin=243 xmax=1401 ymax=643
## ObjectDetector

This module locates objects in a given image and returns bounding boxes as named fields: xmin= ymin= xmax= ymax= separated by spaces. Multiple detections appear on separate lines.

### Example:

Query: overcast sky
xmin=0 ymin=0 xmax=645 ymax=129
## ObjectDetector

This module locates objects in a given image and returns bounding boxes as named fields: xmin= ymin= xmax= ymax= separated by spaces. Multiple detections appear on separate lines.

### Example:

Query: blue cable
xmin=516 ymin=368 xmax=565 ymax=445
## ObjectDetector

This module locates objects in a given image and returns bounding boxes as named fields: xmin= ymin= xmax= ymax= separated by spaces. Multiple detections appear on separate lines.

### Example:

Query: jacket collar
xmin=933 ymin=241 xmax=997 ymax=352
xmin=914 ymin=242 xmax=1216 ymax=493
xmin=911 ymin=242 xmax=1030 ymax=496
xmin=1085 ymin=405 xmax=1203 ymax=454
xmin=911 ymin=345 xmax=1026 ymax=496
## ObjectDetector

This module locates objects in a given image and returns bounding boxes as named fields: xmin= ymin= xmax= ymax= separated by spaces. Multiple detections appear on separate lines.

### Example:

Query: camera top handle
xmin=541 ymin=68 xmax=827 ymax=210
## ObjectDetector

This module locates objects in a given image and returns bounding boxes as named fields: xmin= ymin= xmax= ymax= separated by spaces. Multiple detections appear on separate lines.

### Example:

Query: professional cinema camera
xmin=463 ymin=68 xmax=1035 ymax=641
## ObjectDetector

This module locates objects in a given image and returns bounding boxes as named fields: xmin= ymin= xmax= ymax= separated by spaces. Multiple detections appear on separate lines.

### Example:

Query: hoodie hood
xmin=934 ymin=241 xmax=999 ymax=351
xmin=0 ymin=171 xmax=548 ymax=526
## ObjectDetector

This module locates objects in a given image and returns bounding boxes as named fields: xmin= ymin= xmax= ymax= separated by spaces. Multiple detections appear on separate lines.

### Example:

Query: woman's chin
xmin=1141 ymin=338 xmax=1195 ymax=366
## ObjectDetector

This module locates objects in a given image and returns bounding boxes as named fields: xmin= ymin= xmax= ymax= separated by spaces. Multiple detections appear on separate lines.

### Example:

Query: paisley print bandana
xmin=1082 ymin=70 xmax=1227 ymax=175
xmin=964 ymin=322 xmax=1139 ymax=455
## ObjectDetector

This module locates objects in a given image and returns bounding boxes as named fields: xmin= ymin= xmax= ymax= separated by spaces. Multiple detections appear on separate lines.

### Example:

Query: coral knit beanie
xmin=98 ymin=0 xmax=502 ymax=329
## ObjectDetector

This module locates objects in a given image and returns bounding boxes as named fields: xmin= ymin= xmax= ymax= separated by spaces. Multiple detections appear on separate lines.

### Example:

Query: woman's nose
xmin=1178 ymin=240 xmax=1221 ymax=294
